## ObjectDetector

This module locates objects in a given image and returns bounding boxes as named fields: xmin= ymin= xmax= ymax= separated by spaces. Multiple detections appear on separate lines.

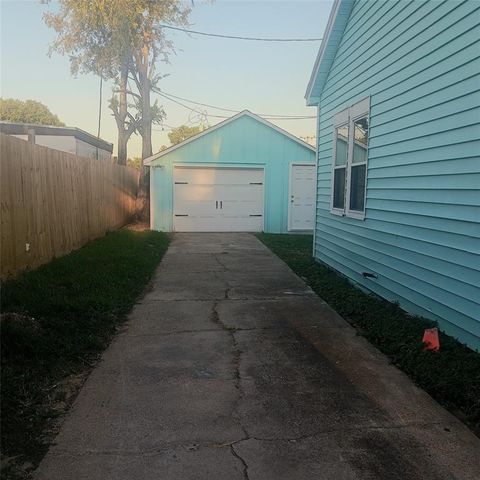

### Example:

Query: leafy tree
xmin=44 ymin=0 xmax=190 ymax=165
xmin=126 ymin=157 xmax=142 ymax=170
xmin=0 ymin=98 xmax=64 ymax=126
xmin=168 ymin=125 xmax=202 ymax=145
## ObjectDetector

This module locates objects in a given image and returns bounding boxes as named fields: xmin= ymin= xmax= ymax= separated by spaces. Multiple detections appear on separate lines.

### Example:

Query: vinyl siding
xmin=149 ymin=115 xmax=315 ymax=233
xmin=314 ymin=0 xmax=480 ymax=349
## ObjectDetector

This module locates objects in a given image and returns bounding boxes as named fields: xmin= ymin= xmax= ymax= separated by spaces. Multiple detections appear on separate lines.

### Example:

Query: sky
xmin=1 ymin=0 xmax=333 ymax=157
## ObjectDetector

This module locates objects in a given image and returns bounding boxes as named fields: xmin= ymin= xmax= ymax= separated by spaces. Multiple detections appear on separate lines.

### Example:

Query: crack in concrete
xmin=141 ymin=295 xmax=314 ymax=304
xmin=210 ymin=300 xmax=242 ymax=385
xmin=210 ymin=299 xmax=252 ymax=478
xmin=230 ymin=443 xmax=250 ymax=480
xmin=124 ymin=328 xmax=222 ymax=337
xmin=213 ymin=254 xmax=228 ymax=270
xmin=237 ymin=420 xmax=460 ymax=444
xmin=46 ymin=419 xmax=459 ymax=461
xmin=140 ymin=298 xmax=219 ymax=303
xmin=123 ymin=325 xmax=287 ymax=338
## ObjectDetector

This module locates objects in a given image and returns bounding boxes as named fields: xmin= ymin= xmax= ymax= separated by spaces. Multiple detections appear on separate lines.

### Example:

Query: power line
xmin=159 ymin=24 xmax=322 ymax=42
xmin=156 ymin=91 xmax=228 ymax=119
xmin=158 ymin=90 xmax=315 ymax=119
xmin=156 ymin=90 xmax=315 ymax=120
xmin=152 ymin=123 xmax=178 ymax=132
xmin=160 ymin=91 xmax=238 ymax=114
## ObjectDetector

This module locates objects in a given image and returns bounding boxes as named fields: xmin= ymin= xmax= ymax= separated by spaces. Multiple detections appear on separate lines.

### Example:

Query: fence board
xmin=0 ymin=133 xmax=139 ymax=279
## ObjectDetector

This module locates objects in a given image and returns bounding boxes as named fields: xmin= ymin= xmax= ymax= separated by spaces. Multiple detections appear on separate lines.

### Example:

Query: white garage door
xmin=173 ymin=167 xmax=264 ymax=232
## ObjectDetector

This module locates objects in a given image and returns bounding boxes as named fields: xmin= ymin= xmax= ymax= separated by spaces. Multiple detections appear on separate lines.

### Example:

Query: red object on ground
xmin=423 ymin=327 xmax=440 ymax=352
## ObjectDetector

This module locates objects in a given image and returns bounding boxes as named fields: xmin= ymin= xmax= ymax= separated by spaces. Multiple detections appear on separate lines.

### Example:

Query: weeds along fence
xmin=0 ymin=133 xmax=139 ymax=280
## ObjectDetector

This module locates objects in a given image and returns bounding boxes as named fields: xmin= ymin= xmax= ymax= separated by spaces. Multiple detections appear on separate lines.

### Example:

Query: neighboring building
xmin=0 ymin=122 xmax=113 ymax=160
xmin=145 ymin=110 xmax=316 ymax=233
xmin=306 ymin=0 xmax=480 ymax=349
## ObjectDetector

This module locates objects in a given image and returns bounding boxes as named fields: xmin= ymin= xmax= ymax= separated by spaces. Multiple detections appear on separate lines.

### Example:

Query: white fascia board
xmin=305 ymin=0 xmax=342 ymax=104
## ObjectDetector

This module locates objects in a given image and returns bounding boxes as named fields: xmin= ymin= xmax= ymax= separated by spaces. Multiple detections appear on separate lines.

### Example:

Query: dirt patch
xmin=123 ymin=221 xmax=150 ymax=231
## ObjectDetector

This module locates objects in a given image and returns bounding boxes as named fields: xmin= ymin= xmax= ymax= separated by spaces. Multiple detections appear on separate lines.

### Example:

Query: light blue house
xmin=306 ymin=0 xmax=480 ymax=349
xmin=145 ymin=110 xmax=316 ymax=233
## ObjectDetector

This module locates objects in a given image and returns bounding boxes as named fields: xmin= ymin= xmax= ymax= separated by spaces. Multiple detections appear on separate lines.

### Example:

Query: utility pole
xmin=300 ymin=135 xmax=316 ymax=146
xmin=96 ymin=75 xmax=103 ymax=160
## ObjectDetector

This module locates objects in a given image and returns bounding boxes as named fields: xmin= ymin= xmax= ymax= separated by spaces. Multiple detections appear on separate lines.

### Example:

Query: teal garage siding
xmin=307 ymin=0 xmax=480 ymax=349
xmin=146 ymin=111 xmax=316 ymax=233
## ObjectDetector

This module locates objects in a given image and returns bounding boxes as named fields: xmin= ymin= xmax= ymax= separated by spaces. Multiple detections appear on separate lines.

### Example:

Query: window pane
xmin=352 ymin=117 xmax=369 ymax=164
xmin=349 ymin=164 xmax=366 ymax=212
xmin=333 ymin=168 xmax=346 ymax=209
xmin=335 ymin=125 xmax=349 ymax=166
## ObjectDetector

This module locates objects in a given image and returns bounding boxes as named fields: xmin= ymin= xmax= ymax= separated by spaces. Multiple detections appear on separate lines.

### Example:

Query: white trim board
xmin=305 ymin=0 xmax=342 ymax=103
xmin=144 ymin=110 xmax=315 ymax=165
xmin=305 ymin=0 xmax=355 ymax=105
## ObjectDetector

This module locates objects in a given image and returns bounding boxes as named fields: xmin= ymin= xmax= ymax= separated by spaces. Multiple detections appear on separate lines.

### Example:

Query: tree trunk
xmin=141 ymin=83 xmax=152 ymax=161
xmin=135 ymin=45 xmax=152 ymax=221
xmin=140 ymin=43 xmax=152 ymax=162
xmin=116 ymin=64 xmax=129 ymax=165
xmin=117 ymin=130 xmax=128 ymax=165
xmin=139 ymin=78 xmax=151 ymax=212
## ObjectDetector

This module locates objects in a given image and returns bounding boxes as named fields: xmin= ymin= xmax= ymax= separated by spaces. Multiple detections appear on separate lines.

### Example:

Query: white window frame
xmin=331 ymin=107 xmax=349 ymax=216
xmin=331 ymin=97 xmax=370 ymax=220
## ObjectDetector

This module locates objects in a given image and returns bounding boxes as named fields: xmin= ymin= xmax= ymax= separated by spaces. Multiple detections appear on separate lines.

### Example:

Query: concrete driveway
xmin=36 ymin=233 xmax=480 ymax=479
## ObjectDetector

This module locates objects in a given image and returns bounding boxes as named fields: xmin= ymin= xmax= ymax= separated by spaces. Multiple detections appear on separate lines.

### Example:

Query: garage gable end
xmin=144 ymin=110 xmax=315 ymax=167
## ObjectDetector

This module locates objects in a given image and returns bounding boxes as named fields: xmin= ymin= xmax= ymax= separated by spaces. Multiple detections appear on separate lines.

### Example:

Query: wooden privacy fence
xmin=0 ymin=133 xmax=139 ymax=279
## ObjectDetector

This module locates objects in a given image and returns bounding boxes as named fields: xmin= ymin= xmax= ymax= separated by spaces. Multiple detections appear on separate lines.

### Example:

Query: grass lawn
xmin=1 ymin=229 xmax=169 ymax=478
xmin=257 ymin=233 xmax=480 ymax=436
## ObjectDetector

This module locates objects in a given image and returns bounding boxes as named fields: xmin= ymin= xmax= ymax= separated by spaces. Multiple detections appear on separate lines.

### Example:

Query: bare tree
xmin=44 ymin=0 xmax=190 ymax=164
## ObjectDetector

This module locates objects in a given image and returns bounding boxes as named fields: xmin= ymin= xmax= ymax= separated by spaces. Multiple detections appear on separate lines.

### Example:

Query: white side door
xmin=289 ymin=164 xmax=316 ymax=231
xmin=173 ymin=166 xmax=264 ymax=232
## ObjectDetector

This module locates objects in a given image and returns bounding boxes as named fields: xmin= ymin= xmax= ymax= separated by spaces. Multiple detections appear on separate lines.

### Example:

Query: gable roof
xmin=144 ymin=110 xmax=315 ymax=165
xmin=305 ymin=0 xmax=355 ymax=106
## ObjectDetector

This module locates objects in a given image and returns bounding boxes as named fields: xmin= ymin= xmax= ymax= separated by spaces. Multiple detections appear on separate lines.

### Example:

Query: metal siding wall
xmin=315 ymin=0 xmax=480 ymax=349
xmin=149 ymin=115 xmax=315 ymax=233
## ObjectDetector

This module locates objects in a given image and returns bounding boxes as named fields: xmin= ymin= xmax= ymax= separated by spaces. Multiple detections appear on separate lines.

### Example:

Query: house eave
xmin=305 ymin=0 xmax=355 ymax=105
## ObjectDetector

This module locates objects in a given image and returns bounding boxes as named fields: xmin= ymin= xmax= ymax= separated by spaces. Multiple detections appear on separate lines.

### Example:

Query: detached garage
xmin=145 ymin=110 xmax=316 ymax=233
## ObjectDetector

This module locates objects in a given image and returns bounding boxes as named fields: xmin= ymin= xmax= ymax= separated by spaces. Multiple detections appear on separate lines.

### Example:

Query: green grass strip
xmin=257 ymin=233 xmax=480 ymax=435
xmin=1 ymin=229 xmax=169 ymax=474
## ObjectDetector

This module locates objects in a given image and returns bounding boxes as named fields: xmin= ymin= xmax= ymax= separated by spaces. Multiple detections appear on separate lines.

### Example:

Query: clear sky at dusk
xmin=1 ymin=0 xmax=333 ymax=157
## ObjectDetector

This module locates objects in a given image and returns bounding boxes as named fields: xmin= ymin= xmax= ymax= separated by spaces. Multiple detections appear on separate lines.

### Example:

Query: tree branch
xmin=148 ymin=50 xmax=157 ymax=81
xmin=130 ymin=52 xmax=143 ymax=88
xmin=126 ymin=121 xmax=138 ymax=137
xmin=126 ymin=110 xmax=140 ymax=126
xmin=113 ymin=88 xmax=141 ymax=100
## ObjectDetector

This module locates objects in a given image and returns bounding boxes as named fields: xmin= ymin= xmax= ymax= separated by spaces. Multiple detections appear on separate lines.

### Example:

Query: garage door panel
xmin=174 ymin=167 xmax=263 ymax=186
xmin=174 ymin=167 xmax=216 ymax=185
xmin=174 ymin=185 xmax=216 ymax=215
xmin=215 ymin=185 xmax=263 ymax=216
xmin=174 ymin=215 xmax=263 ymax=233
xmin=173 ymin=167 xmax=264 ymax=232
